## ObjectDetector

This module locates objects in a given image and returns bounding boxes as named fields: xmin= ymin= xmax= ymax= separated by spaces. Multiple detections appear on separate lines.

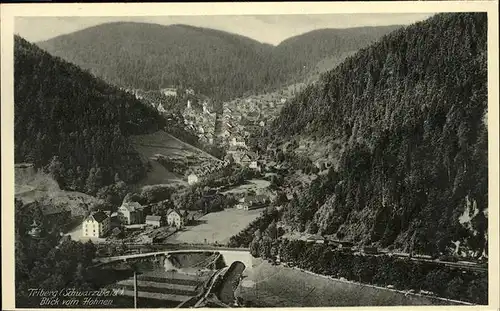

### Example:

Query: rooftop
xmin=89 ymin=211 xmax=108 ymax=223
xmin=120 ymin=201 xmax=142 ymax=212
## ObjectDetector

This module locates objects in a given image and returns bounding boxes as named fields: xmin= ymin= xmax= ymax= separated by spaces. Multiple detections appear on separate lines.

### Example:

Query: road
xmin=99 ymin=242 xmax=249 ymax=252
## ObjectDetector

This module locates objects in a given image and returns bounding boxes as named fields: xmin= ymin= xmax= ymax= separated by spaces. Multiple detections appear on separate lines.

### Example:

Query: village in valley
xmin=11 ymin=11 xmax=491 ymax=309
xmin=16 ymin=82 xmax=290 ymax=251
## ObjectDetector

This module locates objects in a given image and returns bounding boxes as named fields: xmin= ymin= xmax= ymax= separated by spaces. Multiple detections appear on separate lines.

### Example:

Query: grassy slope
xmin=130 ymin=130 xmax=220 ymax=186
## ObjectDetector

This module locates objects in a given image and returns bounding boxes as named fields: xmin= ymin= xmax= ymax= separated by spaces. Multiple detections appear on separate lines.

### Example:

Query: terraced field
xmin=130 ymin=130 xmax=220 ymax=186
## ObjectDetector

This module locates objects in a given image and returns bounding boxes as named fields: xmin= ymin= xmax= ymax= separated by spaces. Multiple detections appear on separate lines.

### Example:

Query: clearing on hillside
xmin=15 ymin=165 xmax=99 ymax=216
xmin=130 ymin=130 xmax=220 ymax=186
xmin=221 ymin=179 xmax=271 ymax=195
xmin=167 ymin=207 xmax=265 ymax=245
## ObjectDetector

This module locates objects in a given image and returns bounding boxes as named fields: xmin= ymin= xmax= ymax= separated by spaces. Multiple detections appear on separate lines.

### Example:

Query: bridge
xmin=94 ymin=248 xmax=253 ymax=270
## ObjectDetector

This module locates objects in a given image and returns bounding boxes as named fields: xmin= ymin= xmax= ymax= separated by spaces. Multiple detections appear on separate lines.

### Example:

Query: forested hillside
xmin=14 ymin=36 xmax=165 ymax=195
xmin=260 ymin=13 xmax=488 ymax=256
xmin=37 ymin=23 xmax=400 ymax=100
xmin=272 ymin=26 xmax=401 ymax=83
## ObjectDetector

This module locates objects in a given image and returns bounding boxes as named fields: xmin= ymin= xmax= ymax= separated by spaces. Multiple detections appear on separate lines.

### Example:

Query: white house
xmin=188 ymin=173 xmax=199 ymax=185
xmin=157 ymin=103 xmax=167 ymax=113
xmin=117 ymin=202 xmax=143 ymax=225
xmin=82 ymin=211 xmax=110 ymax=238
xmin=235 ymin=203 xmax=249 ymax=210
xmin=167 ymin=209 xmax=186 ymax=229
xmin=240 ymin=151 xmax=258 ymax=166
xmin=162 ymin=88 xmax=177 ymax=97
xmin=249 ymin=160 xmax=261 ymax=172
xmin=241 ymin=194 xmax=268 ymax=207
xmin=231 ymin=137 xmax=247 ymax=148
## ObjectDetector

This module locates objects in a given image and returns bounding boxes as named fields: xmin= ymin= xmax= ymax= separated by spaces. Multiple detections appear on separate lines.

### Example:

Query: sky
xmin=15 ymin=13 xmax=435 ymax=45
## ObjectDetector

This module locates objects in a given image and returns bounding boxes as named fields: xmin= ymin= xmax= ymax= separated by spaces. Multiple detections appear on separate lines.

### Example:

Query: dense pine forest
xmin=257 ymin=13 xmax=488 ymax=256
xmin=14 ymin=36 xmax=165 ymax=194
xmin=36 ymin=23 xmax=400 ymax=100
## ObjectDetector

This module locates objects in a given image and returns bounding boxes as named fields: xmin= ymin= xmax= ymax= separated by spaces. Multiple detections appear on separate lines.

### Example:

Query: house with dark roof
xmin=145 ymin=215 xmax=163 ymax=228
xmin=82 ymin=211 xmax=110 ymax=238
xmin=41 ymin=205 xmax=71 ymax=219
xmin=118 ymin=202 xmax=144 ymax=225
xmin=306 ymin=235 xmax=325 ymax=244
xmin=241 ymin=151 xmax=258 ymax=166
xmin=167 ymin=209 xmax=188 ymax=229
xmin=111 ymin=227 xmax=123 ymax=238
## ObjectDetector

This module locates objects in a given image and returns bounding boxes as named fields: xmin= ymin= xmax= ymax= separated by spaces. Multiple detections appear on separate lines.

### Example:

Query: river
xmin=235 ymin=258 xmax=468 ymax=307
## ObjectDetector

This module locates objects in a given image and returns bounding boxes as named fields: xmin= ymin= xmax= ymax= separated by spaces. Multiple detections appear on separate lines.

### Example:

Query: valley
xmin=12 ymin=11 xmax=490 ymax=309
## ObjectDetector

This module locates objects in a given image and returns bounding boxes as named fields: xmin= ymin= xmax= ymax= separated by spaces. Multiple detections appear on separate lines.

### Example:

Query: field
xmin=236 ymin=259 xmax=462 ymax=307
xmin=130 ymin=130 xmax=218 ymax=161
xmin=167 ymin=208 xmax=265 ymax=245
xmin=130 ymin=130 xmax=219 ymax=186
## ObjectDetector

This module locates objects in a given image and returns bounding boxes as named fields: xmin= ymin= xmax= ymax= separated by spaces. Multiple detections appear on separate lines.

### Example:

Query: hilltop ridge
xmin=37 ymin=23 xmax=401 ymax=100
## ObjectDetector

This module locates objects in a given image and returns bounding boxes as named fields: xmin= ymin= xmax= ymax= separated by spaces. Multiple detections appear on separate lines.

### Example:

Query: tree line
xmin=227 ymin=208 xmax=487 ymax=305
xmin=37 ymin=23 xmax=399 ymax=101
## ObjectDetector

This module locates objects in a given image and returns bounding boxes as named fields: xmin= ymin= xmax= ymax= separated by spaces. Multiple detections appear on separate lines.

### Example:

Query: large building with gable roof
xmin=82 ymin=211 xmax=110 ymax=238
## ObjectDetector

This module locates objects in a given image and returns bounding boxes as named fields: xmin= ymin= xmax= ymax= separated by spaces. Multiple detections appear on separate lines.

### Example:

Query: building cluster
xmin=235 ymin=194 xmax=270 ymax=210
xmin=159 ymin=87 xmax=195 ymax=97
xmin=225 ymin=146 xmax=266 ymax=172
xmin=182 ymin=100 xmax=217 ymax=145
xmin=218 ymin=90 xmax=292 ymax=152
xmin=160 ymin=87 xmax=178 ymax=97
xmin=81 ymin=201 xmax=194 ymax=239
xmin=121 ymin=87 xmax=145 ymax=100
xmin=186 ymin=160 xmax=227 ymax=186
